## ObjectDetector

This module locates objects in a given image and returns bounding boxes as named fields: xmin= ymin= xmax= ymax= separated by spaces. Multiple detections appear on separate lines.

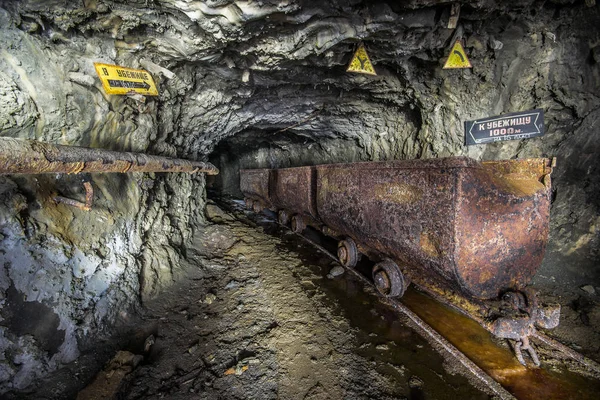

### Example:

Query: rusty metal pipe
xmin=0 ymin=137 xmax=218 ymax=175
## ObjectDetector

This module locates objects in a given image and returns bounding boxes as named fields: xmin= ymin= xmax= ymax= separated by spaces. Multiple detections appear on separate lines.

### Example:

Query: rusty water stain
xmin=401 ymin=289 xmax=600 ymax=400
xmin=374 ymin=182 xmax=423 ymax=204
xmin=419 ymin=230 xmax=442 ymax=258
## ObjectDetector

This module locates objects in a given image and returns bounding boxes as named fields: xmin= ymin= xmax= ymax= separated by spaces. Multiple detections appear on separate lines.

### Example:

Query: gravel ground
xmin=106 ymin=201 xmax=489 ymax=400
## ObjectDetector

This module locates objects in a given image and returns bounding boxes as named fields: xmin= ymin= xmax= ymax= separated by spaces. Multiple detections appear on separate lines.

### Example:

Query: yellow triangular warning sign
xmin=347 ymin=43 xmax=377 ymax=75
xmin=443 ymin=40 xmax=472 ymax=69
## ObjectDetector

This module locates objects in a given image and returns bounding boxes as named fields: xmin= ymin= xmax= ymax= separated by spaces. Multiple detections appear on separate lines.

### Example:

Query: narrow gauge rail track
xmin=283 ymin=225 xmax=600 ymax=400
xmin=289 ymin=225 xmax=517 ymax=400
xmin=229 ymin=200 xmax=600 ymax=400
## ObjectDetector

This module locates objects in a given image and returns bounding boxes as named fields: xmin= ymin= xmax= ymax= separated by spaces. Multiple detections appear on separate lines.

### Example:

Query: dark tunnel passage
xmin=208 ymin=130 xmax=369 ymax=197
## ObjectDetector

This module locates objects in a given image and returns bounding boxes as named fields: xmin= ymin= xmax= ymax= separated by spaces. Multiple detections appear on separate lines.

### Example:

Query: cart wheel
xmin=278 ymin=210 xmax=291 ymax=225
xmin=372 ymin=260 xmax=407 ymax=298
xmin=291 ymin=215 xmax=306 ymax=233
xmin=245 ymin=198 xmax=254 ymax=210
xmin=253 ymin=201 xmax=263 ymax=213
xmin=338 ymin=238 xmax=359 ymax=268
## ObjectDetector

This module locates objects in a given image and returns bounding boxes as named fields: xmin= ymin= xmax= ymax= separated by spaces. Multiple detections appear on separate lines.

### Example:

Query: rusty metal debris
xmin=486 ymin=289 xmax=560 ymax=366
xmin=0 ymin=137 xmax=218 ymax=175
xmin=54 ymin=181 xmax=94 ymax=211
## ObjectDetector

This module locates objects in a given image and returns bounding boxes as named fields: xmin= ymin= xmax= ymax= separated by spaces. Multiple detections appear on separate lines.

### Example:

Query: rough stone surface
xmin=0 ymin=3 xmax=208 ymax=390
xmin=327 ymin=265 xmax=345 ymax=279
xmin=0 ymin=0 xmax=598 ymax=394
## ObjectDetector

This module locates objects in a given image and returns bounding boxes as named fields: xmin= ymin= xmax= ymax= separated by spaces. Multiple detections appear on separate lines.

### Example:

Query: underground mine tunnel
xmin=0 ymin=0 xmax=600 ymax=399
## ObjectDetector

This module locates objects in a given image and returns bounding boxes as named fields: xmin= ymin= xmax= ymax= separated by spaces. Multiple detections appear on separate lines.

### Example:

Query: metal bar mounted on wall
xmin=0 ymin=138 xmax=219 ymax=175
xmin=0 ymin=137 xmax=219 ymax=211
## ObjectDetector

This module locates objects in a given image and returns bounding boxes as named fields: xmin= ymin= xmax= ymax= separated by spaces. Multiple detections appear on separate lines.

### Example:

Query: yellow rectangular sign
xmin=93 ymin=62 xmax=158 ymax=96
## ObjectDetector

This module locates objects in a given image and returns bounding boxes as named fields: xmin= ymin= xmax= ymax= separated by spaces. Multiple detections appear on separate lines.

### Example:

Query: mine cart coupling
xmin=487 ymin=288 xmax=560 ymax=367
xmin=0 ymin=137 xmax=219 ymax=175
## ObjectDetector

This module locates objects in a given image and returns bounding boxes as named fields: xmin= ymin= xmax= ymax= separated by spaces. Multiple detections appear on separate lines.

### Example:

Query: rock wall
xmin=210 ymin=1 xmax=600 ymax=290
xmin=0 ymin=0 xmax=598 ymax=394
xmin=0 ymin=5 xmax=208 ymax=393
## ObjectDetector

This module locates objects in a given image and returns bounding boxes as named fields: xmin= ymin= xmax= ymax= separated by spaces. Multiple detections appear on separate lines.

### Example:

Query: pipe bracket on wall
xmin=54 ymin=181 xmax=94 ymax=211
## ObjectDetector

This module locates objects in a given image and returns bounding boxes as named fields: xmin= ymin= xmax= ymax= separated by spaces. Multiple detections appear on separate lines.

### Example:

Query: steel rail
xmin=232 ymin=199 xmax=600 ymax=398
xmin=532 ymin=331 xmax=600 ymax=374
xmin=290 ymin=229 xmax=516 ymax=400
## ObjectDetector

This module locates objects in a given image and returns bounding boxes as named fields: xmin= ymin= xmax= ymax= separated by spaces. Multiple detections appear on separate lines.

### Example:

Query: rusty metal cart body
xmin=242 ymin=157 xmax=553 ymax=300
xmin=240 ymin=157 xmax=558 ymax=365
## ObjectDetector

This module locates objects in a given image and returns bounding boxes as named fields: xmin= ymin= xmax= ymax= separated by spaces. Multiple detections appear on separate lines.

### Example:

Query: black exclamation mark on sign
xmin=102 ymin=67 xmax=109 ymax=76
